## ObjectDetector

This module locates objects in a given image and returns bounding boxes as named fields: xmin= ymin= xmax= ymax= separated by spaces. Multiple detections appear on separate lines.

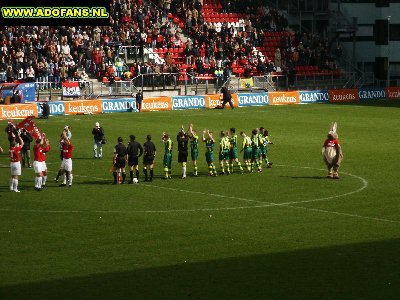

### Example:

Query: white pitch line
xmin=0 ymin=163 xmax=365 ymax=209
xmin=276 ymin=165 xmax=369 ymax=205
xmin=2 ymin=163 xmax=395 ymax=225
xmin=284 ymin=205 xmax=400 ymax=224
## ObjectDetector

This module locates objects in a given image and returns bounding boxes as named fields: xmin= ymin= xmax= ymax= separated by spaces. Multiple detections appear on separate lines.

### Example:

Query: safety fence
xmin=0 ymin=87 xmax=399 ymax=120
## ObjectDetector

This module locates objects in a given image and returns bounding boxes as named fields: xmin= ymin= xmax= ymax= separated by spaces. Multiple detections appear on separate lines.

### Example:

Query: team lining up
xmin=7 ymin=125 xmax=73 ymax=192
xmin=111 ymin=124 xmax=273 ymax=184
xmin=6 ymin=122 xmax=273 ymax=191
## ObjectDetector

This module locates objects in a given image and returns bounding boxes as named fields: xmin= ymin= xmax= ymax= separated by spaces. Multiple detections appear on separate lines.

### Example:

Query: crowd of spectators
xmin=0 ymin=0 xmax=341 ymax=91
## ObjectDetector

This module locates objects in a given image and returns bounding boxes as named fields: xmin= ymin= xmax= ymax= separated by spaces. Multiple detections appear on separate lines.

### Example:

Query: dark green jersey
xmin=164 ymin=139 xmax=173 ymax=153
xmin=189 ymin=133 xmax=199 ymax=151
xmin=229 ymin=134 xmax=238 ymax=149
xmin=204 ymin=138 xmax=214 ymax=152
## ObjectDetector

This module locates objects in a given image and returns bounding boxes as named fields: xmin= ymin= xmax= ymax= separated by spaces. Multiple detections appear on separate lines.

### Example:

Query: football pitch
xmin=1 ymin=101 xmax=400 ymax=299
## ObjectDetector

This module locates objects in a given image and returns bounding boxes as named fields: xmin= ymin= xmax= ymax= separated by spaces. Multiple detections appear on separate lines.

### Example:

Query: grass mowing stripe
xmin=283 ymin=205 xmax=400 ymax=224
xmin=2 ymin=163 xmax=387 ymax=226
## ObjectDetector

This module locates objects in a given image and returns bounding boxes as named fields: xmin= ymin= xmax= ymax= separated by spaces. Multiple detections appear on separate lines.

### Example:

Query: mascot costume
xmin=322 ymin=122 xmax=343 ymax=179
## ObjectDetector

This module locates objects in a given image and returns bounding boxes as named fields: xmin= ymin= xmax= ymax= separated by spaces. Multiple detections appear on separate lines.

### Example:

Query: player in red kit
xmin=33 ymin=135 xmax=51 ymax=191
xmin=60 ymin=131 xmax=73 ymax=187
xmin=9 ymin=133 xmax=24 ymax=192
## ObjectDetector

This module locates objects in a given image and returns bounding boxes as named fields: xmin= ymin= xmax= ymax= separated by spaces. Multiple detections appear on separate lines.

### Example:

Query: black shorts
xmin=178 ymin=151 xmax=188 ymax=163
xmin=115 ymin=157 xmax=126 ymax=169
xmin=128 ymin=157 xmax=139 ymax=166
xmin=143 ymin=156 xmax=154 ymax=165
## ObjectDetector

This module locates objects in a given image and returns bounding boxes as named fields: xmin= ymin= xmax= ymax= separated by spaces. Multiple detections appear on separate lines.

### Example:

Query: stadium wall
xmin=0 ymin=87 xmax=399 ymax=119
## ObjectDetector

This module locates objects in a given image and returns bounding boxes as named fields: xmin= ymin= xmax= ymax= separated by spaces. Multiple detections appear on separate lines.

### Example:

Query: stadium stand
xmin=0 ymin=0 xmax=343 ymax=93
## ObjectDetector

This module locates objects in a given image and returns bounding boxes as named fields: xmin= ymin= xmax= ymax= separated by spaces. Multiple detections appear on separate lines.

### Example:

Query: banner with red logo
xmin=62 ymin=81 xmax=80 ymax=97
xmin=386 ymin=87 xmax=400 ymax=100
xmin=17 ymin=116 xmax=41 ymax=139
xmin=328 ymin=89 xmax=359 ymax=103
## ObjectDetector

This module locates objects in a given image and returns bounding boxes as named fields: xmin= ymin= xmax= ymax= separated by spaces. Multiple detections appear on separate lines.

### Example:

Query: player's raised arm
xmin=17 ymin=132 xmax=24 ymax=149
xmin=202 ymin=129 xmax=207 ymax=142
xmin=208 ymin=131 xmax=214 ymax=143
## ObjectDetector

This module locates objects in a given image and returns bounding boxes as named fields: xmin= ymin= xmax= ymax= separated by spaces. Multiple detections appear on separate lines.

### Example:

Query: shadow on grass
xmin=1 ymin=239 xmax=399 ymax=300
xmin=279 ymin=175 xmax=326 ymax=180
xmin=77 ymin=180 xmax=112 ymax=185
xmin=330 ymin=100 xmax=400 ymax=108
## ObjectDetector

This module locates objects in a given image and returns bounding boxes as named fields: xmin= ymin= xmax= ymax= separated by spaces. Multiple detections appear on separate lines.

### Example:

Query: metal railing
xmin=35 ymin=80 xmax=93 ymax=101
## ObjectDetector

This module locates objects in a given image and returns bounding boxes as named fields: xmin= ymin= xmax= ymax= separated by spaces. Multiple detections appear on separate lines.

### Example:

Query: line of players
xmin=111 ymin=124 xmax=273 ymax=184
xmin=7 ymin=126 xmax=73 ymax=192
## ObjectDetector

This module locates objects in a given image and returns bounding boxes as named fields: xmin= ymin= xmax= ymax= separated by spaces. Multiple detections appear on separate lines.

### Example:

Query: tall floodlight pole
xmin=387 ymin=16 xmax=391 ymax=87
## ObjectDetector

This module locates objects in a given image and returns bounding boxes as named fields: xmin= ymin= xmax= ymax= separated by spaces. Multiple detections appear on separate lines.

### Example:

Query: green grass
xmin=1 ymin=102 xmax=400 ymax=299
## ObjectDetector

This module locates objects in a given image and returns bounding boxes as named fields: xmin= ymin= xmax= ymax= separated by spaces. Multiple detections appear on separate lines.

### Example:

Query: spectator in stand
xmin=26 ymin=66 xmax=35 ymax=82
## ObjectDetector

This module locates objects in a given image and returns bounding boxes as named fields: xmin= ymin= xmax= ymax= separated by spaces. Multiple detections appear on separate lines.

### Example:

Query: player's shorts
xmin=10 ymin=162 xmax=21 ymax=176
xmin=191 ymin=149 xmax=198 ymax=161
xmin=163 ymin=153 xmax=172 ymax=168
xmin=178 ymin=151 xmax=188 ymax=163
xmin=260 ymin=146 xmax=266 ymax=157
xmin=219 ymin=149 xmax=229 ymax=161
xmin=244 ymin=147 xmax=252 ymax=160
xmin=205 ymin=152 xmax=214 ymax=164
xmin=128 ymin=156 xmax=139 ymax=166
xmin=143 ymin=156 xmax=154 ymax=165
xmin=33 ymin=161 xmax=46 ymax=173
xmin=229 ymin=148 xmax=239 ymax=160
xmin=252 ymin=148 xmax=261 ymax=160
xmin=115 ymin=157 xmax=126 ymax=169
xmin=61 ymin=158 xmax=73 ymax=172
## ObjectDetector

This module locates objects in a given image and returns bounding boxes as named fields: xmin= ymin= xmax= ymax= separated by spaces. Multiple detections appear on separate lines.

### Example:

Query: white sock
xmin=34 ymin=177 xmax=38 ymax=188
xmin=13 ymin=179 xmax=18 ymax=191
xmin=10 ymin=178 xmax=14 ymax=191
xmin=69 ymin=174 xmax=73 ymax=185
xmin=37 ymin=177 xmax=42 ymax=188
xmin=63 ymin=174 xmax=67 ymax=185
xmin=183 ymin=166 xmax=186 ymax=177
xmin=42 ymin=176 xmax=47 ymax=185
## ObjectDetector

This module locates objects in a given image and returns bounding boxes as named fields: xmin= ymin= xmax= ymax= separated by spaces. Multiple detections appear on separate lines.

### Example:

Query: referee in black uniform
xmin=177 ymin=127 xmax=189 ymax=179
xmin=143 ymin=135 xmax=156 ymax=182
xmin=113 ymin=137 xmax=127 ymax=184
xmin=220 ymin=86 xmax=234 ymax=109
xmin=127 ymin=134 xmax=143 ymax=183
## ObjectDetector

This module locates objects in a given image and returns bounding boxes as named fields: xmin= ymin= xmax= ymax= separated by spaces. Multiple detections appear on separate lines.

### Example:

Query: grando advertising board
xmin=299 ymin=90 xmax=329 ymax=103
xmin=102 ymin=98 xmax=137 ymax=113
xmin=172 ymin=96 xmax=206 ymax=110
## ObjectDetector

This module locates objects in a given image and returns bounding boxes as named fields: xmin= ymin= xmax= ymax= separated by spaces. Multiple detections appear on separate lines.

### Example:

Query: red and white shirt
xmin=33 ymin=144 xmax=51 ymax=162
xmin=10 ymin=146 xmax=22 ymax=162
xmin=324 ymin=139 xmax=340 ymax=148
xmin=62 ymin=143 xmax=73 ymax=159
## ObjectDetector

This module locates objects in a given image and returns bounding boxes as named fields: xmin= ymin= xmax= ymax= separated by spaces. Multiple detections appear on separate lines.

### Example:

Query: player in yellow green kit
xmin=251 ymin=128 xmax=262 ymax=172
xmin=218 ymin=131 xmax=230 ymax=175
xmin=202 ymin=129 xmax=217 ymax=176
xmin=258 ymin=127 xmax=267 ymax=167
xmin=228 ymin=128 xmax=244 ymax=174
xmin=162 ymin=132 xmax=173 ymax=179
xmin=262 ymin=129 xmax=273 ymax=168
xmin=240 ymin=131 xmax=253 ymax=172
xmin=188 ymin=123 xmax=199 ymax=176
